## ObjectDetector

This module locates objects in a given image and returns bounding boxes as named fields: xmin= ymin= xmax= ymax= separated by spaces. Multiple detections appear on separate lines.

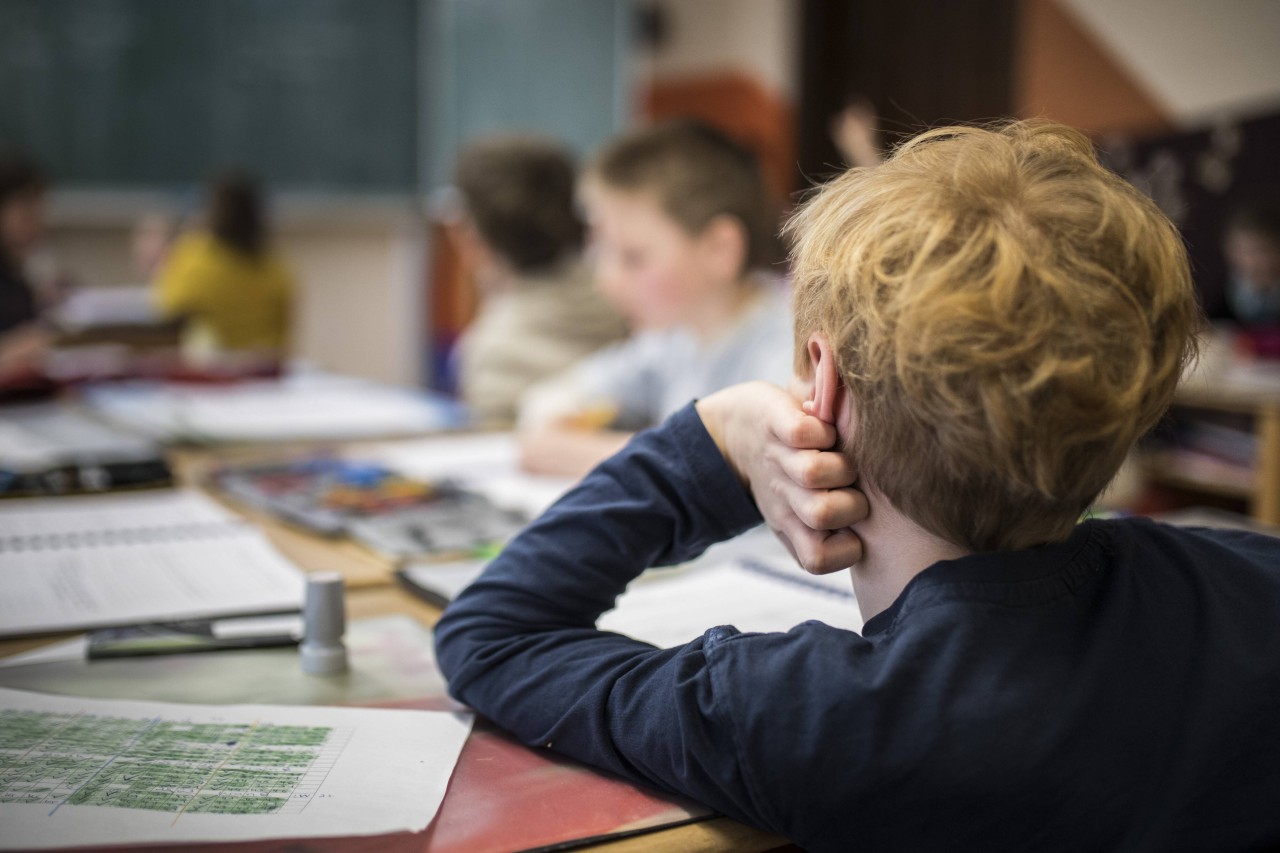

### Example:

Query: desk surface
xmin=0 ymin=440 xmax=791 ymax=853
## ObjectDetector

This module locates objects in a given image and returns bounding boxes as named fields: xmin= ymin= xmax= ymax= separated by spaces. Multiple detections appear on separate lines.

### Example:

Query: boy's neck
xmin=689 ymin=277 xmax=761 ymax=344
xmin=848 ymin=485 xmax=971 ymax=623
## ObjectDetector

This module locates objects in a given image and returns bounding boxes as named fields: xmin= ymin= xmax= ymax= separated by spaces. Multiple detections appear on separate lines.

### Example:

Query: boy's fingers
xmin=776 ymin=447 xmax=858 ymax=490
xmin=771 ymin=405 xmax=836 ymax=451
xmin=809 ymin=528 xmax=864 ymax=574
xmin=793 ymin=487 xmax=869 ymax=531
xmin=784 ymin=523 xmax=864 ymax=575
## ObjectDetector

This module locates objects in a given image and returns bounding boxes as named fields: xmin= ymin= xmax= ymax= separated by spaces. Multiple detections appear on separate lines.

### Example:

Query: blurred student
xmin=1223 ymin=203 xmax=1280 ymax=326
xmin=152 ymin=173 xmax=292 ymax=364
xmin=0 ymin=155 xmax=52 ymax=378
xmin=449 ymin=135 xmax=628 ymax=426
xmin=518 ymin=120 xmax=791 ymax=476
xmin=436 ymin=121 xmax=1280 ymax=852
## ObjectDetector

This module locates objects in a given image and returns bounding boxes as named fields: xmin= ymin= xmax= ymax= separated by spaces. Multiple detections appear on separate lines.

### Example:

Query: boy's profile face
xmin=583 ymin=186 xmax=729 ymax=330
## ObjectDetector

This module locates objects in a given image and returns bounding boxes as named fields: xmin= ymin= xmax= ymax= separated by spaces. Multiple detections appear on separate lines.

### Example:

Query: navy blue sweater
xmin=435 ymin=404 xmax=1280 ymax=852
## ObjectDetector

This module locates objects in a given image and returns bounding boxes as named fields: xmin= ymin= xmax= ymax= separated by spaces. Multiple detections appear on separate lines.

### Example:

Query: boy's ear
xmin=806 ymin=332 xmax=841 ymax=425
xmin=700 ymin=214 xmax=748 ymax=280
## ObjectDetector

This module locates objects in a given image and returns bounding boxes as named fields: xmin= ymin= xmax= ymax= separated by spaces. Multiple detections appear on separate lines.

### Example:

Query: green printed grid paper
xmin=0 ymin=709 xmax=348 ymax=816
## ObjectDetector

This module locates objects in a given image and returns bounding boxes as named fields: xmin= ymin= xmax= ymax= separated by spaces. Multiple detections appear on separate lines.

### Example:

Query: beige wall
xmin=46 ymin=193 xmax=427 ymax=388
xmin=642 ymin=0 xmax=798 ymax=98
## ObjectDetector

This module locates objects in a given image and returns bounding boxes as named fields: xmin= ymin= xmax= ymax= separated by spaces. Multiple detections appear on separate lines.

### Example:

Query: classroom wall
xmin=47 ymin=196 xmax=426 ymax=387
xmin=641 ymin=0 xmax=798 ymax=100
xmin=1019 ymin=0 xmax=1280 ymax=136
xmin=1060 ymin=0 xmax=1280 ymax=125
xmin=635 ymin=0 xmax=800 ymax=199
xmin=1016 ymin=0 xmax=1170 ymax=136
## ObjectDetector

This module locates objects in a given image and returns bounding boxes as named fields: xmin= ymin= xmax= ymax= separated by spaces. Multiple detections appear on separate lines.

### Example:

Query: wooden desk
xmin=0 ymin=444 xmax=792 ymax=853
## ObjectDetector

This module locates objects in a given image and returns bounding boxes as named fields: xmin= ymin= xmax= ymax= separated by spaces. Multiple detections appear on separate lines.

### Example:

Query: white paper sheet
xmin=53 ymin=285 xmax=158 ymax=329
xmin=0 ymin=489 xmax=237 ymax=543
xmin=600 ymin=560 xmax=863 ymax=646
xmin=0 ymin=531 xmax=305 ymax=637
xmin=0 ymin=403 xmax=161 ymax=472
xmin=84 ymin=374 xmax=463 ymax=443
xmin=403 ymin=531 xmax=864 ymax=647
xmin=0 ymin=686 xmax=472 ymax=849
xmin=0 ymin=491 xmax=304 ymax=638
xmin=369 ymin=433 xmax=575 ymax=518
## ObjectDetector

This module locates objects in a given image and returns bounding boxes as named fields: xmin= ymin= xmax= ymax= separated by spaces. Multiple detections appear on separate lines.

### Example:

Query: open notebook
xmin=400 ymin=528 xmax=864 ymax=646
xmin=0 ymin=490 xmax=304 ymax=638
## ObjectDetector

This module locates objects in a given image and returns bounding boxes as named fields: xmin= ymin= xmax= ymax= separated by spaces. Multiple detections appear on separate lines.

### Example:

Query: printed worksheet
xmin=0 ymin=491 xmax=305 ymax=638
xmin=0 ymin=687 xmax=472 ymax=849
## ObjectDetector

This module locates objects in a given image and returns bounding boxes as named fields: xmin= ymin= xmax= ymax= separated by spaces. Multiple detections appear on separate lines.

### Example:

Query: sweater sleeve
xmin=433 ymin=403 xmax=770 ymax=823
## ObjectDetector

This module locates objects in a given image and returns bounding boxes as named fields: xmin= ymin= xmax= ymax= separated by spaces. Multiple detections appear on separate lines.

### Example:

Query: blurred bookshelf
xmin=1140 ymin=336 xmax=1280 ymax=526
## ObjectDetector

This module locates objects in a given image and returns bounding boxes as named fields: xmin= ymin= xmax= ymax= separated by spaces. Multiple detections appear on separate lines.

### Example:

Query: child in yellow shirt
xmin=153 ymin=174 xmax=292 ymax=363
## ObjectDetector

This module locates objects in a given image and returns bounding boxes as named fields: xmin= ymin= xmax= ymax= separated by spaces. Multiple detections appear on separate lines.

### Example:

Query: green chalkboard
xmin=421 ymin=0 xmax=628 ymax=189
xmin=0 ymin=0 xmax=420 ymax=192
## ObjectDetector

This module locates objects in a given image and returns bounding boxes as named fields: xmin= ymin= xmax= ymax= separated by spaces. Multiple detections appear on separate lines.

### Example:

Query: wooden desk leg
xmin=1255 ymin=405 xmax=1280 ymax=526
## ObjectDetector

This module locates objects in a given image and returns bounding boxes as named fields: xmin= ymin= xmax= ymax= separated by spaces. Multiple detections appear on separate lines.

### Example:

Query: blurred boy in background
xmin=152 ymin=172 xmax=292 ymax=366
xmin=518 ymin=120 xmax=792 ymax=476
xmin=449 ymin=135 xmax=628 ymax=426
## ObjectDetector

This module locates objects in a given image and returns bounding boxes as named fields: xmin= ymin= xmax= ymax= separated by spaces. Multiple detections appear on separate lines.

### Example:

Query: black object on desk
xmin=0 ymin=403 xmax=173 ymax=498
xmin=87 ymin=617 xmax=301 ymax=660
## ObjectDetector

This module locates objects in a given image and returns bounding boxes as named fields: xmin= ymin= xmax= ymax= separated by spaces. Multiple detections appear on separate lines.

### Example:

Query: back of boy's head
xmin=454 ymin=135 xmax=583 ymax=275
xmin=788 ymin=120 xmax=1200 ymax=552
xmin=586 ymin=119 xmax=776 ymax=272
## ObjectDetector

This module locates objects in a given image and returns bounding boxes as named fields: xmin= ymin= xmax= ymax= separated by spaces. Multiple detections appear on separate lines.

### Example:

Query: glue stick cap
xmin=300 ymin=572 xmax=347 ymax=676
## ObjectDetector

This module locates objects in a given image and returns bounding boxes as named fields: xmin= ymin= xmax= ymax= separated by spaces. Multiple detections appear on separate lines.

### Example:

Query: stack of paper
xmin=0 ymin=491 xmax=305 ymax=638
xmin=83 ymin=373 xmax=465 ymax=443
xmin=0 ymin=403 xmax=161 ymax=473
xmin=52 ymin=285 xmax=159 ymax=330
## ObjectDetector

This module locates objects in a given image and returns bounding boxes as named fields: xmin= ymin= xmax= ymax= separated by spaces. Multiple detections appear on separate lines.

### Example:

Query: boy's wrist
xmin=696 ymin=389 xmax=752 ymax=489
xmin=694 ymin=394 xmax=747 ymax=487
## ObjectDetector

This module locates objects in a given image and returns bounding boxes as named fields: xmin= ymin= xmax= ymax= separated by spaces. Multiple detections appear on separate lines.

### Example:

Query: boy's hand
xmin=697 ymin=383 xmax=867 ymax=574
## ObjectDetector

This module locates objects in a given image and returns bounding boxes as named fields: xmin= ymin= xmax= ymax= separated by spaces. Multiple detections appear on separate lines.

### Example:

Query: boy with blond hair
xmin=437 ymin=122 xmax=1280 ymax=851
xmin=518 ymin=120 xmax=792 ymax=476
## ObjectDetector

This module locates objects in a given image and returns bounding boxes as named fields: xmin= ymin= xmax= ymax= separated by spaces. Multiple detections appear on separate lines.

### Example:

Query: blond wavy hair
xmin=788 ymin=121 xmax=1200 ymax=551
